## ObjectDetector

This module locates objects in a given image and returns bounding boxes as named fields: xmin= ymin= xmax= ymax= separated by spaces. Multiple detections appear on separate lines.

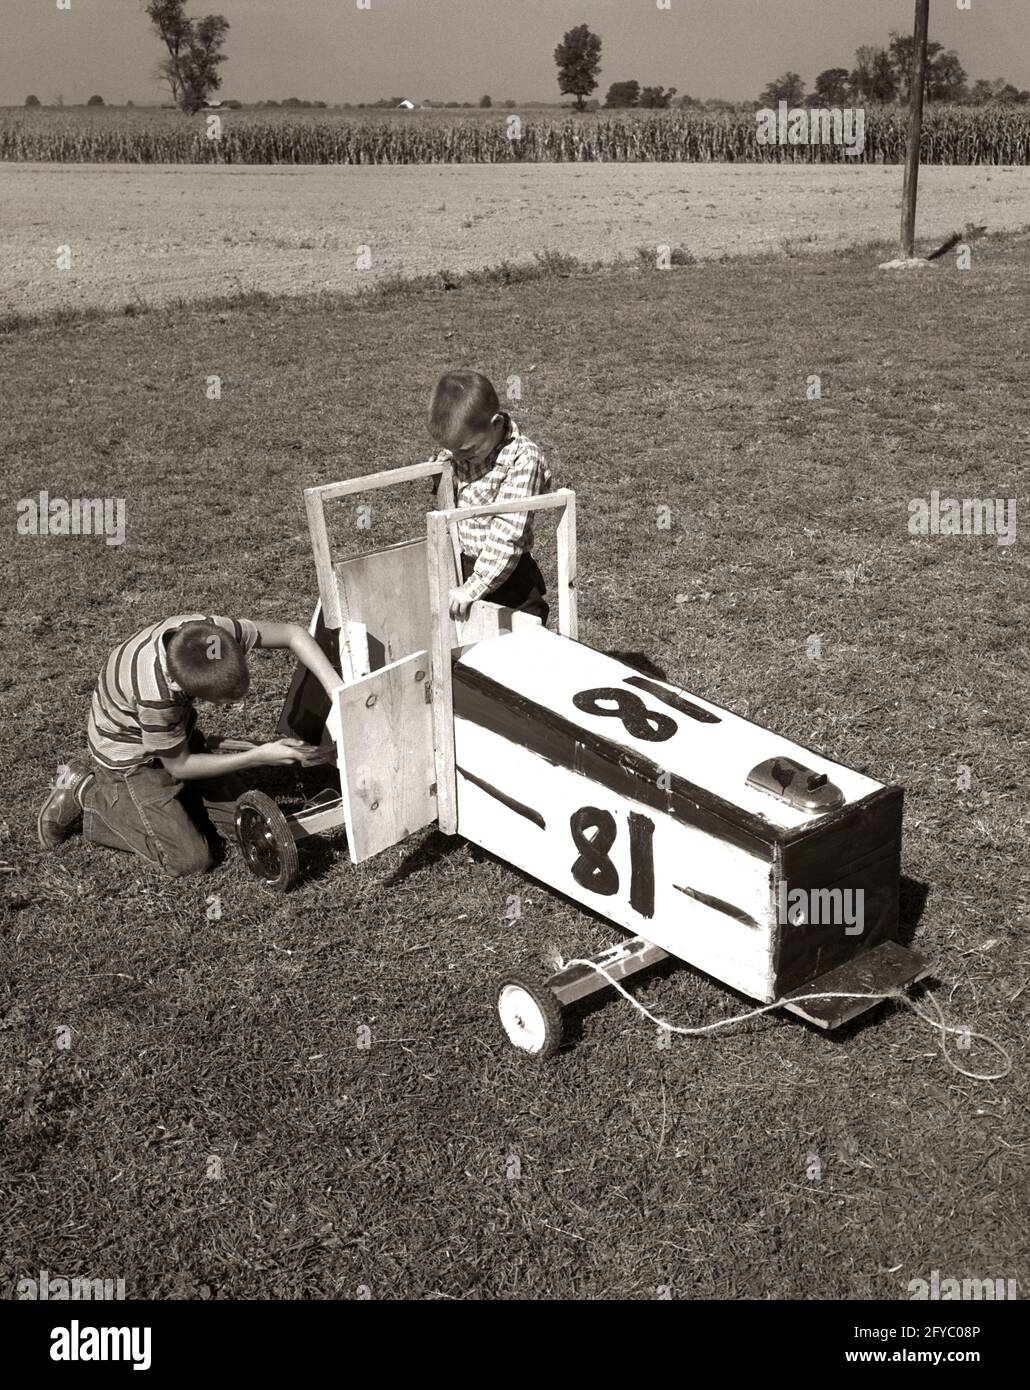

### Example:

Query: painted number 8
xmin=573 ymin=687 xmax=677 ymax=742
xmin=570 ymin=807 xmax=656 ymax=918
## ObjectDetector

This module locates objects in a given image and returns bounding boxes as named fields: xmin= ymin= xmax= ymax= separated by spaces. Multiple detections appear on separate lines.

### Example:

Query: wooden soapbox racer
xmin=234 ymin=461 xmax=929 ymax=1057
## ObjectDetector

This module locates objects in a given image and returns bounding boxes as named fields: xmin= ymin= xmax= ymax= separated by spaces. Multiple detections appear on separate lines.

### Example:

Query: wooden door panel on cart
xmin=328 ymin=651 xmax=436 ymax=863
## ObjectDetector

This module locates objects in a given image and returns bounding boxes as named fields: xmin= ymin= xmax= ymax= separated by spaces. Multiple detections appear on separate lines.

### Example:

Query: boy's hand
xmin=280 ymin=736 xmax=336 ymax=767
xmin=448 ymin=586 xmax=474 ymax=621
xmin=257 ymin=738 xmax=309 ymax=767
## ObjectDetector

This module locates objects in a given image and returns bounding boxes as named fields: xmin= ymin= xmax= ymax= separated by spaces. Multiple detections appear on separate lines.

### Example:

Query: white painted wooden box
xmin=452 ymin=627 xmax=903 ymax=1004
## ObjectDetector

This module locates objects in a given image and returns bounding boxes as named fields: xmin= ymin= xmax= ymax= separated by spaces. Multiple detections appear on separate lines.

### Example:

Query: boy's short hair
xmin=428 ymin=370 xmax=500 ymax=447
xmin=166 ymin=621 xmax=250 ymax=701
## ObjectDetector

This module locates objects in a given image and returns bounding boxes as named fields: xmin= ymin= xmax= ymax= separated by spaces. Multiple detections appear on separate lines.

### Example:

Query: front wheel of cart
xmin=235 ymin=790 xmax=299 ymax=891
xmin=497 ymin=977 xmax=565 ymax=1059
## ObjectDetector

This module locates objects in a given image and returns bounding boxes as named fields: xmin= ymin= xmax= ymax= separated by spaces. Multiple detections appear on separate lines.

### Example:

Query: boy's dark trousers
xmin=461 ymin=552 xmax=549 ymax=623
xmin=81 ymin=729 xmax=245 ymax=878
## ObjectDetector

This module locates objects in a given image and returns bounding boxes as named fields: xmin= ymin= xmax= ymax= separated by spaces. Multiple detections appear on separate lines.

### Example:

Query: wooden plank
xmin=287 ymin=799 xmax=347 ymax=841
xmin=556 ymin=488 xmax=578 ymax=639
xmin=427 ymin=511 xmax=458 ymax=835
xmin=546 ymin=936 xmax=670 ymax=1006
xmin=332 ymin=651 xmax=435 ymax=862
xmin=305 ymin=460 xmax=447 ymax=506
xmin=304 ymin=490 xmax=343 ymax=631
xmin=333 ymin=538 xmax=432 ymax=672
xmin=455 ymin=599 xmax=542 ymax=647
xmin=435 ymin=461 xmax=464 ymax=575
xmin=435 ymin=491 xmax=572 ymax=523
xmin=437 ymin=463 xmax=455 ymax=510
xmin=781 ymin=940 xmax=929 ymax=1030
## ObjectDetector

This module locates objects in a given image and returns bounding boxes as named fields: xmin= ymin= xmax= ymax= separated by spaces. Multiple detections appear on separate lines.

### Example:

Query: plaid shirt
xmin=435 ymin=415 xmax=552 ymax=602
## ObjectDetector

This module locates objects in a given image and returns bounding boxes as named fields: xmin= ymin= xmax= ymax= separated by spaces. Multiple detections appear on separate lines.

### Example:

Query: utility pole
xmin=900 ymin=0 xmax=931 ymax=258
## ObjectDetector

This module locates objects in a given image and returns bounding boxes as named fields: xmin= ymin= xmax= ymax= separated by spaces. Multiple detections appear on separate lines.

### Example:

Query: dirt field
xmin=3 ymin=161 xmax=1029 ymax=317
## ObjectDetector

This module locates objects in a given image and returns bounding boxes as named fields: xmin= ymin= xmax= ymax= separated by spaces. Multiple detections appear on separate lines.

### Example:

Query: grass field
xmin=1 ymin=236 xmax=1027 ymax=1299
xmin=3 ymin=102 xmax=1030 ymax=164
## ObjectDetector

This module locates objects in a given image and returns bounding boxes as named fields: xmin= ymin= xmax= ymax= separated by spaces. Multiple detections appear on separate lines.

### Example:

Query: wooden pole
xmin=900 ymin=0 xmax=931 ymax=258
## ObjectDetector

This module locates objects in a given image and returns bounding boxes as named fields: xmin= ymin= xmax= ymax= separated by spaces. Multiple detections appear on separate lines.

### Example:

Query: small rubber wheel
xmin=497 ymin=977 xmax=565 ymax=1059
xmin=235 ymin=790 xmax=299 ymax=891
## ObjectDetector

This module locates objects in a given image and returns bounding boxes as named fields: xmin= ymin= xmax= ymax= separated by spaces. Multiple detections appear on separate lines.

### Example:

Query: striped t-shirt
xmin=87 ymin=614 xmax=259 ymax=772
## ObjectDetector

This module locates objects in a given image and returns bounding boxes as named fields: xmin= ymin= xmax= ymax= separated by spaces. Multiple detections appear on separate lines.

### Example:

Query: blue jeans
xmin=82 ymin=731 xmax=245 ymax=878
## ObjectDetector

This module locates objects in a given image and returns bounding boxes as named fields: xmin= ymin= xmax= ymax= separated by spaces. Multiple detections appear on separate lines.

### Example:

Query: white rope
xmin=557 ymin=959 xmax=1013 ymax=1082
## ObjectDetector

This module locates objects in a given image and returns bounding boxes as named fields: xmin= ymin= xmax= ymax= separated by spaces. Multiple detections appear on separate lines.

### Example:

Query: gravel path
xmin=2 ymin=161 xmax=1028 ymax=316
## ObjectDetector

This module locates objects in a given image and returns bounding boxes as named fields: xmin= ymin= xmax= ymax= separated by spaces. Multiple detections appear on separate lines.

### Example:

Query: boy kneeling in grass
xmin=429 ymin=369 xmax=552 ymax=623
xmin=38 ymin=614 xmax=340 ymax=879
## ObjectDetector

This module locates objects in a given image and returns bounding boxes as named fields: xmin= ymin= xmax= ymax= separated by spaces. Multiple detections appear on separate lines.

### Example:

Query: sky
xmin=2 ymin=0 xmax=1028 ymax=107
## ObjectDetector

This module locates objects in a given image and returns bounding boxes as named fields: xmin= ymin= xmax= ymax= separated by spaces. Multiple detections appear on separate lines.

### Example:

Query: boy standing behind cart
xmin=428 ymin=369 xmax=552 ymax=623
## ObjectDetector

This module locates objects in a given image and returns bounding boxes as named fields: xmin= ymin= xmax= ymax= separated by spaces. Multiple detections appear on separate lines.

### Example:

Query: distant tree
xmin=282 ymin=96 xmax=302 ymax=107
xmin=604 ymin=79 xmax=640 ymax=108
xmin=554 ymin=24 xmax=602 ymax=110
xmin=478 ymin=94 xmax=492 ymax=108
xmin=888 ymin=30 xmax=943 ymax=102
xmin=583 ymin=98 xmax=600 ymax=111
xmin=264 ymin=98 xmax=279 ymax=107
xmin=849 ymin=46 xmax=896 ymax=103
xmin=813 ymin=68 xmax=850 ymax=105
xmin=928 ymin=51 xmax=967 ymax=102
xmin=502 ymin=98 xmax=516 ymax=107
xmin=87 ymin=94 xmax=105 ymax=105
xmin=143 ymin=1 xmax=229 ymax=114
xmin=972 ymin=77 xmax=1029 ymax=105
xmin=704 ymin=97 xmax=737 ymax=112
xmin=677 ymin=93 xmax=703 ymax=109
xmin=25 ymin=94 xmax=41 ymax=107
xmin=759 ymin=72 xmax=805 ymax=106
xmin=126 ymin=99 xmax=135 ymax=107
xmin=639 ymin=85 xmax=677 ymax=109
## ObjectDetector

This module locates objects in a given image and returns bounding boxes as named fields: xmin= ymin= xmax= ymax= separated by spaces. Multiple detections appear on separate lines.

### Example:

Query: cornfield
xmin=2 ymin=105 xmax=1029 ymax=164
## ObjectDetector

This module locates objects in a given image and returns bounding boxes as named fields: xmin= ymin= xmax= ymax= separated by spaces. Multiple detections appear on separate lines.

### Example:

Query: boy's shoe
xmin=37 ymin=762 xmax=94 ymax=850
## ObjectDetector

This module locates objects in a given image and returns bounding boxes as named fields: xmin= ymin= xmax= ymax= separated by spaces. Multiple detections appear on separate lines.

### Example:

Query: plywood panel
xmin=330 ymin=650 xmax=435 ymax=863
xmin=334 ymin=538 xmax=431 ymax=672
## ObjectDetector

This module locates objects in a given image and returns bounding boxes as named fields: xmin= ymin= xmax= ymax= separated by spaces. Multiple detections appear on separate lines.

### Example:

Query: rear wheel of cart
xmin=497 ymin=976 xmax=565 ymax=1059
xmin=235 ymin=790 xmax=299 ymax=891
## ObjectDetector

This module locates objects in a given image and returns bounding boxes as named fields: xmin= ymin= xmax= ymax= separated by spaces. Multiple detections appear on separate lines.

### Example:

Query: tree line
xmin=23 ymin=11 xmax=1030 ymax=115
xmin=555 ymin=23 xmax=1028 ymax=111
xmin=761 ymin=31 xmax=1029 ymax=108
